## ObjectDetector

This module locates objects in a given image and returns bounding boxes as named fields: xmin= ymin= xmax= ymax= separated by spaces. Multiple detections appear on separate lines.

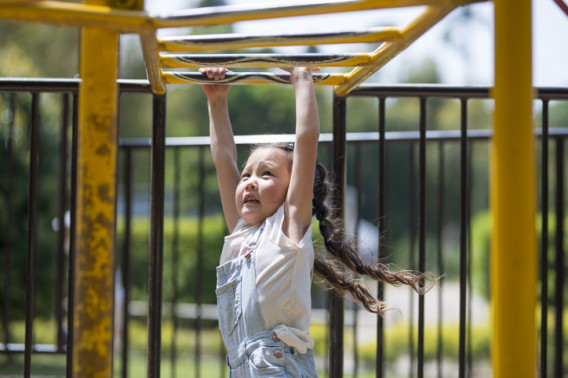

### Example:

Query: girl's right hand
xmin=199 ymin=67 xmax=231 ymax=99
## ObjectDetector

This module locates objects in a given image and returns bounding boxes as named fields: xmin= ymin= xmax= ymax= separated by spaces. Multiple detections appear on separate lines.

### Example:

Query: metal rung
xmin=158 ymin=27 xmax=402 ymax=52
xmin=163 ymin=71 xmax=346 ymax=86
xmin=160 ymin=53 xmax=372 ymax=68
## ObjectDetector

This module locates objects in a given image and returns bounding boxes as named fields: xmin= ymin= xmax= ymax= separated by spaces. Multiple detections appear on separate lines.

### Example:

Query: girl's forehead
xmin=247 ymin=147 xmax=290 ymax=165
xmin=243 ymin=147 xmax=291 ymax=168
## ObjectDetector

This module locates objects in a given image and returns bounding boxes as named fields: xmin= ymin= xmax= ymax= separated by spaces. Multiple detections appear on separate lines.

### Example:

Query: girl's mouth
xmin=244 ymin=195 xmax=259 ymax=204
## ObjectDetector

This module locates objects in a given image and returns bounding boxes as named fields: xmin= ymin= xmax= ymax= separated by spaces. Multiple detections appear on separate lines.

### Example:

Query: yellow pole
xmin=72 ymin=0 xmax=141 ymax=374
xmin=491 ymin=0 xmax=536 ymax=377
xmin=72 ymin=24 xmax=118 ymax=376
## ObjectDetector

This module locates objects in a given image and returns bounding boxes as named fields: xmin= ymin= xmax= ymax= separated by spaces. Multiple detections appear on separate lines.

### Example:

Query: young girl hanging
xmin=200 ymin=67 xmax=432 ymax=377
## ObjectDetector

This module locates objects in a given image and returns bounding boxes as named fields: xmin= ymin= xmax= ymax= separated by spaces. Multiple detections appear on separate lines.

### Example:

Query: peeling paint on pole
xmin=72 ymin=21 xmax=119 ymax=378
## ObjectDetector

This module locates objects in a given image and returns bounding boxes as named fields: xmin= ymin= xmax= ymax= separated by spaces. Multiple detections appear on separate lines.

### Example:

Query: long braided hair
xmin=254 ymin=143 xmax=434 ymax=315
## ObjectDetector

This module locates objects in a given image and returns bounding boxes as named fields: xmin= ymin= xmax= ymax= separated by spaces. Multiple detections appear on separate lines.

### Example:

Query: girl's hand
xmin=199 ymin=67 xmax=231 ymax=99
xmin=280 ymin=67 xmax=320 ymax=84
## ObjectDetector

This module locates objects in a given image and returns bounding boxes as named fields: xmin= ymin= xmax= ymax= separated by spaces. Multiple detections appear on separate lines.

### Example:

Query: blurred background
xmin=0 ymin=0 xmax=567 ymax=376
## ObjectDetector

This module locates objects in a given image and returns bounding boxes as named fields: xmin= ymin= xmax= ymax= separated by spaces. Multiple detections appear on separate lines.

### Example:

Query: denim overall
xmin=216 ymin=227 xmax=319 ymax=377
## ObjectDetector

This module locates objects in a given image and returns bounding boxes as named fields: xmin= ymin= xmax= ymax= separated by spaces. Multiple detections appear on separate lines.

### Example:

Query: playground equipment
xmin=0 ymin=0 xmax=539 ymax=377
xmin=0 ymin=0 xmax=485 ymax=95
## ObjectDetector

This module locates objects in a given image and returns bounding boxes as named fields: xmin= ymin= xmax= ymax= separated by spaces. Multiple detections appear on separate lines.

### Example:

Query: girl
xmin=200 ymin=67 xmax=430 ymax=377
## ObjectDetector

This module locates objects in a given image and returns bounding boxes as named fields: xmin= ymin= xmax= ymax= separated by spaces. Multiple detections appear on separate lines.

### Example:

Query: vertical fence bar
xmin=122 ymin=148 xmax=133 ymax=378
xmin=408 ymin=144 xmax=416 ymax=378
xmin=436 ymin=141 xmax=444 ymax=378
xmin=466 ymin=136 xmax=474 ymax=376
xmin=539 ymin=99 xmax=549 ymax=378
xmin=554 ymin=137 xmax=565 ymax=378
xmin=2 ymin=93 xmax=15 ymax=356
xmin=376 ymin=96 xmax=386 ymax=378
xmin=147 ymin=93 xmax=167 ymax=378
xmin=24 ymin=92 xmax=40 ymax=378
xmin=458 ymin=98 xmax=469 ymax=378
xmin=353 ymin=145 xmax=361 ymax=378
xmin=417 ymin=97 xmax=427 ymax=378
xmin=171 ymin=148 xmax=180 ymax=378
xmin=66 ymin=93 xmax=79 ymax=378
xmin=55 ymin=93 xmax=69 ymax=353
xmin=329 ymin=94 xmax=346 ymax=378
xmin=195 ymin=146 xmax=206 ymax=378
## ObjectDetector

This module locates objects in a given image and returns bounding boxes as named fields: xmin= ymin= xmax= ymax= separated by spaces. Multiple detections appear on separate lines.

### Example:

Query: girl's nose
xmin=245 ymin=180 xmax=257 ymax=190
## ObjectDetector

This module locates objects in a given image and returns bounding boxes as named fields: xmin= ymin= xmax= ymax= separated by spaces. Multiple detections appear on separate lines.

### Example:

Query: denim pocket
xmin=248 ymin=345 xmax=288 ymax=376
xmin=216 ymin=271 xmax=242 ymax=336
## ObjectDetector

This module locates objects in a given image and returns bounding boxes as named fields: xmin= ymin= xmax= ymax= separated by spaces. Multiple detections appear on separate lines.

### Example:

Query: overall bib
xmin=216 ymin=243 xmax=319 ymax=377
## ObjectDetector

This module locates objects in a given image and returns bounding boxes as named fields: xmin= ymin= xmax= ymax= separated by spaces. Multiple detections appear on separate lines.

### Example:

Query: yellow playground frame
xmin=0 ymin=0 xmax=536 ymax=377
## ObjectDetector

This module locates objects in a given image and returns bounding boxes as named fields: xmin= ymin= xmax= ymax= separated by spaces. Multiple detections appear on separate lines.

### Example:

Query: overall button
xmin=273 ymin=349 xmax=283 ymax=358
xmin=271 ymin=335 xmax=280 ymax=342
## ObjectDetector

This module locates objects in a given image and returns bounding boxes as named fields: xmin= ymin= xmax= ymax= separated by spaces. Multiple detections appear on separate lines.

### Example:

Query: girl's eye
xmin=262 ymin=171 xmax=272 ymax=177
xmin=241 ymin=173 xmax=250 ymax=179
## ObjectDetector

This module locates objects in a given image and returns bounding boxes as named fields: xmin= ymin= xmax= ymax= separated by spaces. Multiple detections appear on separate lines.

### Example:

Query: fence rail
xmin=1 ymin=79 xmax=567 ymax=377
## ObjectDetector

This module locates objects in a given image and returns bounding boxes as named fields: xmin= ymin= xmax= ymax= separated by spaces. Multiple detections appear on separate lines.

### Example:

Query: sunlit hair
xmin=252 ymin=143 xmax=434 ymax=315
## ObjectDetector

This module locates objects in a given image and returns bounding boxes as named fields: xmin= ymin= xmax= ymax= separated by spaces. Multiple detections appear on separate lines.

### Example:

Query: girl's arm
xmin=283 ymin=67 xmax=321 ymax=243
xmin=200 ymin=68 xmax=241 ymax=232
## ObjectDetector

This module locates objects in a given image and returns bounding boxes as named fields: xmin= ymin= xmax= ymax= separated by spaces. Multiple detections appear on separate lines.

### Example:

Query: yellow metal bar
xmin=0 ymin=0 xmax=43 ymax=5
xmin=140 ymin=30 xmax=167 ymax=94
xmin=72 ymin=2 xmax=120 ymax=378
xmin=334 ymin=4 xmax=454 ymax=96
xmin=158 ymin=27 xmax=402 ymax=52
xmin=491 ymin=0 xmax=536 ymax=377
xmin=164 ymin=71 xmax=346 ymax=86
xmin=0 ymin=1 xmax=149 ymax=32
xmin=159 ymin=53 xmax=371 ymax=69
xmin=154 ymin=0 xmax=485 ymax=29
xmin=0 ymin=0 xmax=485 ymax=31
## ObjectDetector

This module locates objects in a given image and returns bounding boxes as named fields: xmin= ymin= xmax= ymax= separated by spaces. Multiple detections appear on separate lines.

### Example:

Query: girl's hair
xmin=254 ymin=143 xmax=434 ymax=315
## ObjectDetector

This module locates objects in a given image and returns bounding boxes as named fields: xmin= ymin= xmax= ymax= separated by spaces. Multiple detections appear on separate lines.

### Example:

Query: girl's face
xmin=235 ymin=147 xmax=291 ymax=226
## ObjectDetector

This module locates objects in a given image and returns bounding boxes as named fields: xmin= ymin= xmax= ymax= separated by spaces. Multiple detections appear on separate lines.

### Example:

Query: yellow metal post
xmin=492 ymin=0 xmax=536 ymax=377
xmin=72 ymin=0 xmax=140 ymax=374
xmin=72 ymin=24 xmax=118 ymax=376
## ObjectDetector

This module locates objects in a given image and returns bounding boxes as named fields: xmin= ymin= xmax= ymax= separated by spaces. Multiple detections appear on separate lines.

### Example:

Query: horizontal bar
xmin=0 ymin=79 xmax=566 ymax=101
xmin=0 ymin=78 xmax=152 ymax=93
xmin=353 ymin=84 xmax=568 ymax=100
xmin=0 ymin=0 xmax=487 ymax=31
xmin=119 ymin=128 xmax=568 ymax=148
xmin=156 ymin=0 xmax=486 ymax=29
xmin=0 ymin=1 xmax=149 ymax=32
xmin=158 ymin=27 xmax=401 ymax=52
xmin=351 ymin=83 xmax=491 ymax=98
xmin=163 ymin=71 xmax=346 ymax=86
xmin=160 ymin=53 xmax=371 ymax=68
xmin=0 ymin=343 xmax=61 ymax=354
xmin=0 ymin=0 xmax=42 ymax=5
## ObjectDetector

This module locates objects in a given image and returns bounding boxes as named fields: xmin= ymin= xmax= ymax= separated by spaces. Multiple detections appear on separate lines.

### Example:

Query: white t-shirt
xmin=219 ymin=204 xmax=315 ymax=353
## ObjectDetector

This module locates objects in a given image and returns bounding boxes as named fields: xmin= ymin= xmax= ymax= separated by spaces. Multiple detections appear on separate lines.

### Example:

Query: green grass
xmin=0 ymin=316 xmax=495 ymax=377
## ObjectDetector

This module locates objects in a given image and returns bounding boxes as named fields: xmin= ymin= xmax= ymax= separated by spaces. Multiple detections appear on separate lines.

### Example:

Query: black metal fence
xmin=1 ymin=79 xmax=567 ymax=377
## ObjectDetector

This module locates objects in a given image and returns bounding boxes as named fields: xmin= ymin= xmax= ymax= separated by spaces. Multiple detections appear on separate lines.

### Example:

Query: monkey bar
xmin=0 ymin=0 xmax=483 ymax=95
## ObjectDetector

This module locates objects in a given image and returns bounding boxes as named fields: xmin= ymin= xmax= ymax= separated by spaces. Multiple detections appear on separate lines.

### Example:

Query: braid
xmin=311 ymin=161 xmax=434 ymax=315
xmin=252 ymin=144 xmax=434 ymax=315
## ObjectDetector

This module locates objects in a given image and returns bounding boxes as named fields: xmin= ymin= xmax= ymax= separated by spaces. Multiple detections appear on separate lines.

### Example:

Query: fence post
xmin=329 ymin=94 xmax=346 ymax=377
xmin=147 ymin=93 xmax=167 ymax=378
xmin=491 ymin=0 xmax=536 ymax=377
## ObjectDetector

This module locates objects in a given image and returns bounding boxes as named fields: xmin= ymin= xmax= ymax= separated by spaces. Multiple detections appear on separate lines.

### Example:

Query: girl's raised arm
xmin=283 ymin=67 xmax=321 ymax=243
xmin=200 ymin=68 xmax=241 ymax=232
